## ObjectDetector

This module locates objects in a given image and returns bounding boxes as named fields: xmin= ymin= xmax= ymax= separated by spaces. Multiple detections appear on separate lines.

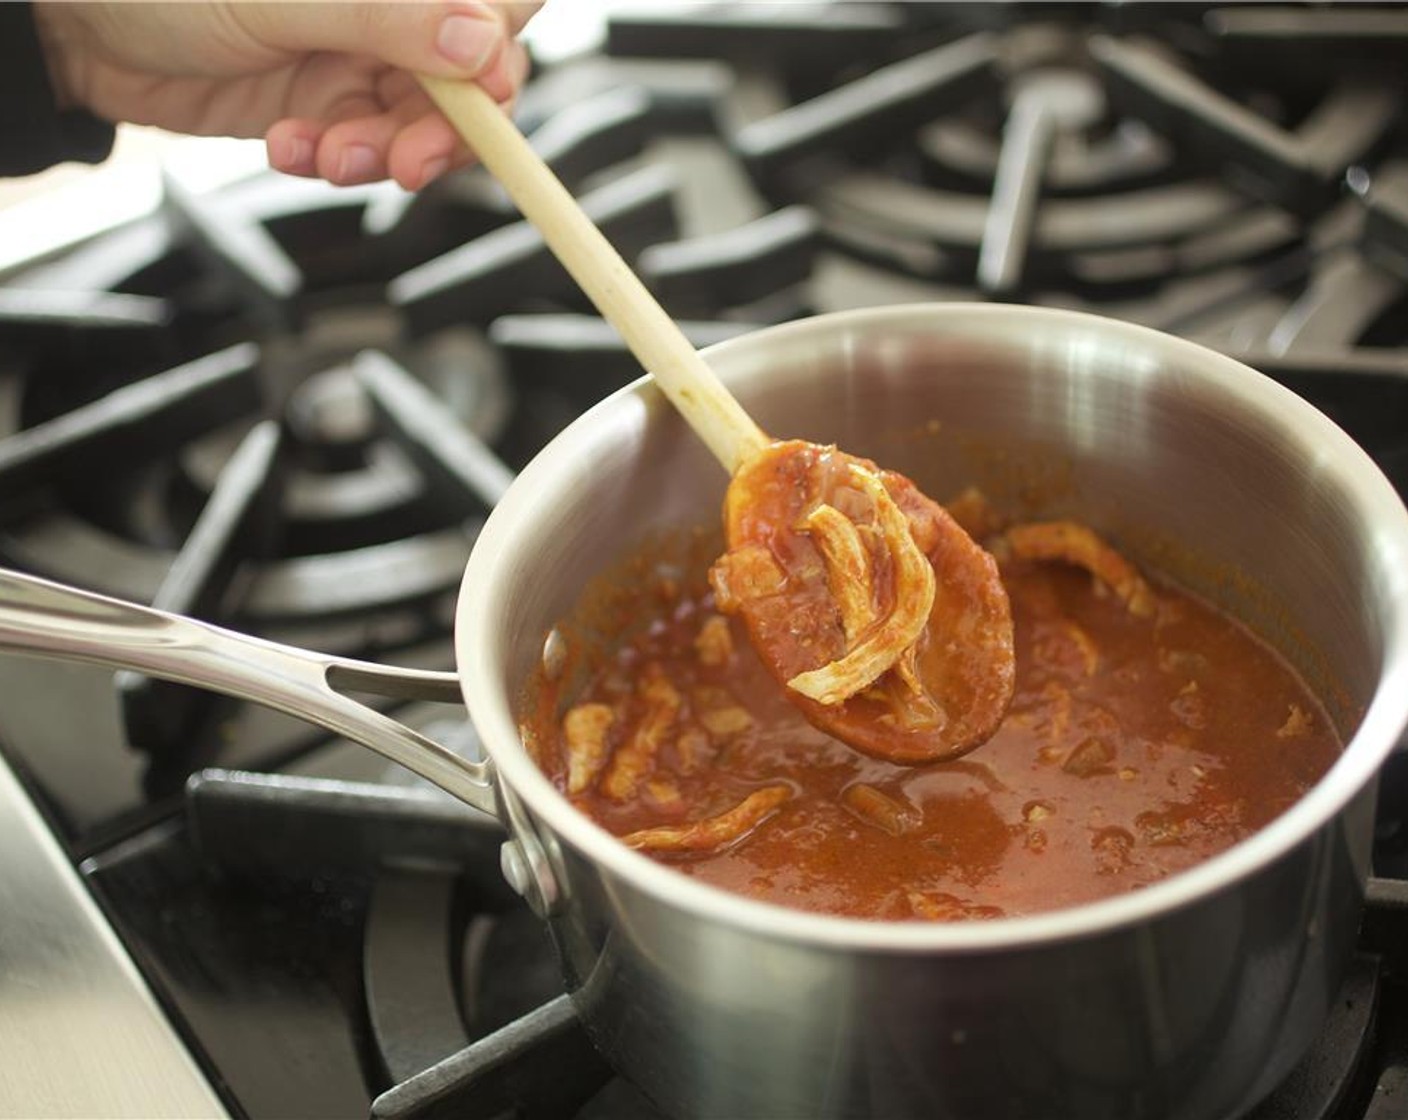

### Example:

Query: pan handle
xmin=0 ymin=567 xmax=499 ymax=818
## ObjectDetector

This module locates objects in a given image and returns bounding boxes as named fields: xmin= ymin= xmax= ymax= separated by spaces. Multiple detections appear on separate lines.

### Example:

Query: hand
xmin=32 ymin=1 xmax=540 ymax=191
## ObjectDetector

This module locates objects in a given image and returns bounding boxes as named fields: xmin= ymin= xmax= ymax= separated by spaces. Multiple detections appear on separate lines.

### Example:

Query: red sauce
xmin=526 ymin=542 xmax=1342 ymax=921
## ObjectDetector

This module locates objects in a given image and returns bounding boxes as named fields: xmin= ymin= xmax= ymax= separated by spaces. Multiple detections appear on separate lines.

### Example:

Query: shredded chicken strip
xmin=787 ymin=465 xmax=937 ymax=705
xmin=1277 ymin=704 xmax=1313 ymax=739
xmin=562 ymin=703 xmax=615 ymax=795
xmin=698 ymin=705 xmax=754 ymax=740
xmin=645 ymin=777 xmax=684 ymax=813
xmin=907 ymin=891 xmax=1005 ymax=922
xmin=841 ymin=783 xmax=916 ymax=836
xmin=694 ymin=615 xmax=735 ymax=667
xmin=675 ymin=725 xmax=710 ymax=774
xmin=600 ymin=667 xmax=680 ymax=802
xmin=801 ymin=502 xmax=875 ymax=642
xmin=806 ymin=503 xmax=945 ymax=716
xmin=869 ymin=654 xmax=949 ymax=731
xmin=1006 ymin=521 xmax=1156 ymax=617
xmin=1064 ymin=622 xmax=1100 ymax=677
xmin=708 ymin=544 xmax=785 ymax=612
xmin=894 ymin=645 xmax=936 ymax=703
xmin=622 ymin=785 xmax=792 ymax=853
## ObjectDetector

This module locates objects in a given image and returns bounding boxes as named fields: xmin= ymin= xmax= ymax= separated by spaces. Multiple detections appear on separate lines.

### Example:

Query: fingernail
xmin=437 ymin=12 xmax=500 ymax=72
xmin=419 ymin=156 xmax=451 ymax=188
xmin=336 ymin=144 xmax=379 ymax=183
xmin=271 ymin=134 xmax=314 ymax=174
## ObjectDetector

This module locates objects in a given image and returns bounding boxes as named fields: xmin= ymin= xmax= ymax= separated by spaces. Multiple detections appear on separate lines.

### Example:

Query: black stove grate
xmin=76 ymin=766 xmax=1408 ymax=1120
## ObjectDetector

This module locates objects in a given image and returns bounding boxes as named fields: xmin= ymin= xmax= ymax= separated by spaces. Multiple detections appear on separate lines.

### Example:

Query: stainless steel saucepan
xmin=1 ymin=305 xmax=1406 ymax=1119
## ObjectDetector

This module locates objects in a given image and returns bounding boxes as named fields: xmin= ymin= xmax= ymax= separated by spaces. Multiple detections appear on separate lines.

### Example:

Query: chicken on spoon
xmin=419 ymin=77 xmax=1015 ymax=763
xmin=712 ymin=440 xmax=1013 ymax=763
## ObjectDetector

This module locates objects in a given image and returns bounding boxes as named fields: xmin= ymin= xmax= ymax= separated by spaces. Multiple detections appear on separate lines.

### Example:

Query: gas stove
xmin=1 ymin=4 xmax=1407 ymax=1118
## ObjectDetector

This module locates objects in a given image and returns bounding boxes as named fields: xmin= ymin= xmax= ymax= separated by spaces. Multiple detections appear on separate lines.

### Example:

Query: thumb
xmin=239 ymin=1 xmax=518 ymax=80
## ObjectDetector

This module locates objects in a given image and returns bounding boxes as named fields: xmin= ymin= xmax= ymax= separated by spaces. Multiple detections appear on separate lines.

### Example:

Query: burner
xmin=1248 ymin=957 xmax=1381 ymax=1120
xmin=0 ymin=155 xmax=536 ymax=787
xmin=606 ymin=9 xmax=1397 ymax=314
xmin=79 ymin=770 xmax=614 ymax=1119
xmin=79 ymin=771 xmax=511 ymax=1116
xmin=81 ymin=767 xmax=1402 ymax=1120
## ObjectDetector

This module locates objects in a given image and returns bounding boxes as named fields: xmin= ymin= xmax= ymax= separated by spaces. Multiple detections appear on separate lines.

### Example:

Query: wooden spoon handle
xmin=419 ymin=75 xmax=770 ymax=474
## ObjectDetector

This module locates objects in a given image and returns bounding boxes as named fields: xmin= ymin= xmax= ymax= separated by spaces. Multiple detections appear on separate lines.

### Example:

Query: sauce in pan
xmin=524 ymin=519 xmax=1342 ymax=921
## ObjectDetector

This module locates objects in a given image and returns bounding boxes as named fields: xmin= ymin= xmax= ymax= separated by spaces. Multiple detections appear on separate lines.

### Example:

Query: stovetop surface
xmin=1 ymin=4 xmax=1407 ymax=1118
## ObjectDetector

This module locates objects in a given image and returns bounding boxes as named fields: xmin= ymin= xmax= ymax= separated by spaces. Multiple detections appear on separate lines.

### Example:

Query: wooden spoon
xmin=419 ymin=78 xmax=1014 ymax=763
